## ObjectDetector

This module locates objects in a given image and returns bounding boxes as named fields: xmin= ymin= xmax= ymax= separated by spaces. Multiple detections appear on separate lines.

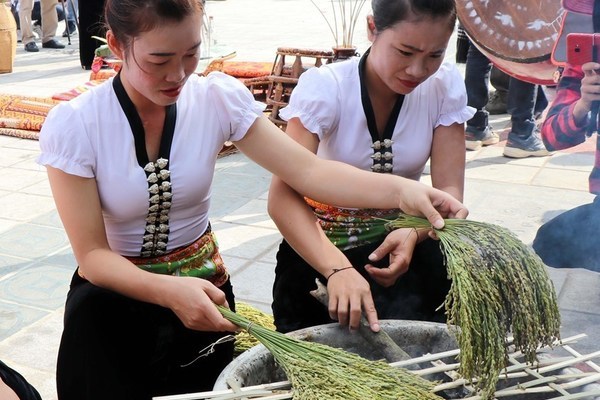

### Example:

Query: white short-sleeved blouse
xmin=279 ymin=58 xmax=474 ymax=181
xmin=37 ymin=72 xmax=265 ymax=256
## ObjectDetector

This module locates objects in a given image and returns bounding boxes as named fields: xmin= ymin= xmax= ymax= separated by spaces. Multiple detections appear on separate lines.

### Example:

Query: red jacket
xmin=541 ymin=64 xmax=600 ymax=194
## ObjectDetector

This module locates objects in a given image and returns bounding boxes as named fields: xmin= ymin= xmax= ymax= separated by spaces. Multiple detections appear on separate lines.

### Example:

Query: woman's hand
xmin=326 ymin=268 xmax=380 ymax=332
xmin=165 ymin=277 xmax=238 ymax=332
xmin=580 ymin=62 xmax=600 ymax=105
xmin=398 ymin=181 xmax=468 ymax=229
xmin=576 ymin=62 xmax=600 ymax=119
xmin=365 ymin=228 xmax=418 ymax=287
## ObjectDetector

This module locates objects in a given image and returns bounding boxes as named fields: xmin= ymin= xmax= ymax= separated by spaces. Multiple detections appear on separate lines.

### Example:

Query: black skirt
xmin=272 ymin=238 xmax=450 ymax=333
xmin=57 ymin=270 xmax=236 ymax=400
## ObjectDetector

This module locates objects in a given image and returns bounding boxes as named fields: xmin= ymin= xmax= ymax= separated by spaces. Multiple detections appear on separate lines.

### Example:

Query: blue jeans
xmin=465 ymin=44 xmax=492 ymax=131
xmin=65 ymin=0 xmax=77 ymax=24
xmin=465 ymin=45 xmax=548 ymax=136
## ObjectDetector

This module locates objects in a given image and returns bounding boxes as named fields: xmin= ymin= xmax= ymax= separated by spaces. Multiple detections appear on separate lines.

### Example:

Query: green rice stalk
xmin=218 ymin=305 xmax=442 ymax=400
xmin=233 ymin=302 xmax=276 ymax=356
xmin=384 ymin=214 xmax=561 ymax=399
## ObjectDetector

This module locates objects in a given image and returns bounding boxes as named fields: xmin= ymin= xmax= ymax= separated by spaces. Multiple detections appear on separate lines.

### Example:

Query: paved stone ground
xmin=0 ymin=1 xmax=599 ymax=399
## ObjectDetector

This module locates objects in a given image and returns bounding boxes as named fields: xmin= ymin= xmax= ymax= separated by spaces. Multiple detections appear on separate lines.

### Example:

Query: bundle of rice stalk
xmin=233 ymin=302 xmax=275 ymax=356
xmin=218 ymin=305 xmax=443 ymax=400
xmin=384 ymin=214 xmax=561 ymax=399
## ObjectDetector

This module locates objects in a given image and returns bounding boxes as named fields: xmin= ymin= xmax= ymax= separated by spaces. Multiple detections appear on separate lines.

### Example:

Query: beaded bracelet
xmin=326 ymin=266 xmax=354 ymax=279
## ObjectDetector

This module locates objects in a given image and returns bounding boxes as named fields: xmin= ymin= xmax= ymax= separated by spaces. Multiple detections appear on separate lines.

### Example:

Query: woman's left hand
xmin=365 ymin=228 xmax=418 ymax=287
xmin=399 ymin=182 xmax=468 ymax=229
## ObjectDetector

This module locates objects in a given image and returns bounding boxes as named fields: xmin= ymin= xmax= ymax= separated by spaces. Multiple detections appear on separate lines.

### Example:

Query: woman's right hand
xmin=326 ymin=268 xmax=380 ymax=332
xmin=165 ymin=276 xmax=239 ymax=332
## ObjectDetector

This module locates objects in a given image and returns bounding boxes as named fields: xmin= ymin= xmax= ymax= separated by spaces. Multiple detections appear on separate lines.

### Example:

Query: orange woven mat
xmin=52 ymin=80 xmax=104 ymax=101
xmin=0 ymin=94 xmax=59 ymax=132
xmin=221 ymin=61 xmax=272 ymax=78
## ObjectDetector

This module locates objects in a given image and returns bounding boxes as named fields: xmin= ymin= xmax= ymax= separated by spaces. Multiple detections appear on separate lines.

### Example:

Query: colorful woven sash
xmin=304 ymin=198 xmax=399 ymax=250
xmin=126 ymin=229 xmax=228 ymax=287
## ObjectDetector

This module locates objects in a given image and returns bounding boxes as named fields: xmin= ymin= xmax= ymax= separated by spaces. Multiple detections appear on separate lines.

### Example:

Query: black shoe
xmin=42 ymin=39 xmax=65 ymax=49
xmin=24 ymin=42 xmax=39 ymax=52
xmin=62 ymin=23 xmax=77 ymax=37
xmin=485 ymin=90 xmax=508 ymax=115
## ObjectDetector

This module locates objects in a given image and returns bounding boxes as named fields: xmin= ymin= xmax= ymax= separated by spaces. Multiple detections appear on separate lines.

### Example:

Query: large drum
xmin=457 ymin=0 xmax=564 ymax=85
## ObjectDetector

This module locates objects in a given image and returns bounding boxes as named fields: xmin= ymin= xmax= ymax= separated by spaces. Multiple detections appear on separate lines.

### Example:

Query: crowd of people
xmin=3 ymin=0 xmax=600 ymax=398
xmin=10 ymin=0 xmax=76 ymax=52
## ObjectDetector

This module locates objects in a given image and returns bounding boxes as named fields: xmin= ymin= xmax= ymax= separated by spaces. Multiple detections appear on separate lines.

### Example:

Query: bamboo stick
xmin=154 ymin=334 xmax=600 ymax=400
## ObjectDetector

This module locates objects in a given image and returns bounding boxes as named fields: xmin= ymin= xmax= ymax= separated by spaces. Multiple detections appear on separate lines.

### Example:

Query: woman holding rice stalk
xmin=36 ymin=0 xmax=468 ymax=398
xmin=269 ymin=0 xmax=473 ymax=334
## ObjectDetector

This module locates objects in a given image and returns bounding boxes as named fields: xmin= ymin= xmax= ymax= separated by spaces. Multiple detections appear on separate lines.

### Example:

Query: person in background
xmin=0 ymin=360 xmax=41 ymax=400
xmin=18 ymin=0 xmax=64 ymax=52
xmin=464 ymin=43 xmax=551 ymax=158
xmin=533 ymin=59 xmax=600 ymax=272
xmin=268 ymin=0 xmax=472 ymax=334
xmin=36 ymin=0 xmax=468 ymax=398
xmin=77 ymin=0 xmax=105 ymax=69
xmin=62 ymin=0 xmax=77 ymax=37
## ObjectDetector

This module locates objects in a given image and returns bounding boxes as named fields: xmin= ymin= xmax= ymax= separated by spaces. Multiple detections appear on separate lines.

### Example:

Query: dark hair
xmin=104 ymin=0 xmax=204 ymax=52
xmin=371 ymin=0 xmax=456 ymax=32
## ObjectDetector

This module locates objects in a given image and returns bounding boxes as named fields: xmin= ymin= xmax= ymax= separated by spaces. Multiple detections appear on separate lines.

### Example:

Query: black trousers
xmin=77 ymin=0 xmax=105 ymax=69
xmin=272 ymin=238 xmax=450 ymax=333
xmin=57 ymin=271 xmax=236 ymax=400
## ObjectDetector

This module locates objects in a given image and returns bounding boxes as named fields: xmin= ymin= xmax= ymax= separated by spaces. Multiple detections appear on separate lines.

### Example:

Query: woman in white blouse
xmin=269 ymin=0 xmax=474 ymax=334
xmin=36 ymin=0 xmax=467 ymax=398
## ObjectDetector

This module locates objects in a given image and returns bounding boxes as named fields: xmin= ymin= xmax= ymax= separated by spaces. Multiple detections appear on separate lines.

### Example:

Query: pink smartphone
xmin=567 ymin=33 xmax=600 ymax=65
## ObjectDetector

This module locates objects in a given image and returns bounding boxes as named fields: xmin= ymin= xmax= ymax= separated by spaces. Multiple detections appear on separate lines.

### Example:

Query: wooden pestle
xmin=309 ymin=279 xmax=412 ymax=363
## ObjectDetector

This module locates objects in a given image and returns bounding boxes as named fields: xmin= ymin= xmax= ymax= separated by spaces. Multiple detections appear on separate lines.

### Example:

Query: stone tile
xmin=229 ymin=260 xmax=276 ymax=307
xmin=30 ymin=210 xmax=64 ymax=229
xmin=19 ymin=177 xmax=53 ymax=197
xmin=0 ymin=264 xmax=70 ymax=310
xmin=0 ymin=309 xmax=63 ymax=400
xmin=221 ymin=254 xmax=252 ymax=276
xmin=0 ymin=147 xmax=39 ymax=168
xmin=204 ymin=0 xmax=371 ymax=61
xmin=211 ymin=170 xmax=271 ymax=199
xmin=209 ymin=193 xmax=260 ymax=219
xmin=533 ymin=167 xmax=590 ymax=192
xmin=0 ymin=309 xmax=63 ymax=373
xmin=558 ymin=309 xmax=600 ymax=357
xmin=212 ymin=221 xmax=283 ymax=260
xmin=41 ymin=248 xmax=77 ymax=270
xmin=0 ymin=224 xmax=70 ymax=259
xmin=11 ymin=156 xmax=46 ymax=172
xmin=0 ymin=167 xmax=48 ymax=192
xmin=219 ymin=198 xmax=277 ymax=230
xmin=465 ymin=160 xmax=540 ymax=185
xmin=257 ymin=191 xmax=269 ymax=201
xmin=545 ymin=267 xmax=570 ymax=298
xmin=0 ymin=301 xmax=49 ymax=341
xmin=0 ymin=255 xmax=33 ymax=280
xmin=0 ymin=192 xmax=57 ymax=222
xmin=257 ymin=241 xmax=282 ymax=266
xmin=555 ymin=269 xmax=600 ymax=314
xmin=2 ymin=138 xmax=41 ymax=152
xmin=545 ymin=152 xmax=596 ymax=172
xmin=0 ymin=218 xmax=18 ymax=235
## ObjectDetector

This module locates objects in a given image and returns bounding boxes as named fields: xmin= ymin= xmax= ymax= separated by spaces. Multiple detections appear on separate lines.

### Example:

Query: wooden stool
xmin=266 ymin=47 xmax=334 ymax=129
